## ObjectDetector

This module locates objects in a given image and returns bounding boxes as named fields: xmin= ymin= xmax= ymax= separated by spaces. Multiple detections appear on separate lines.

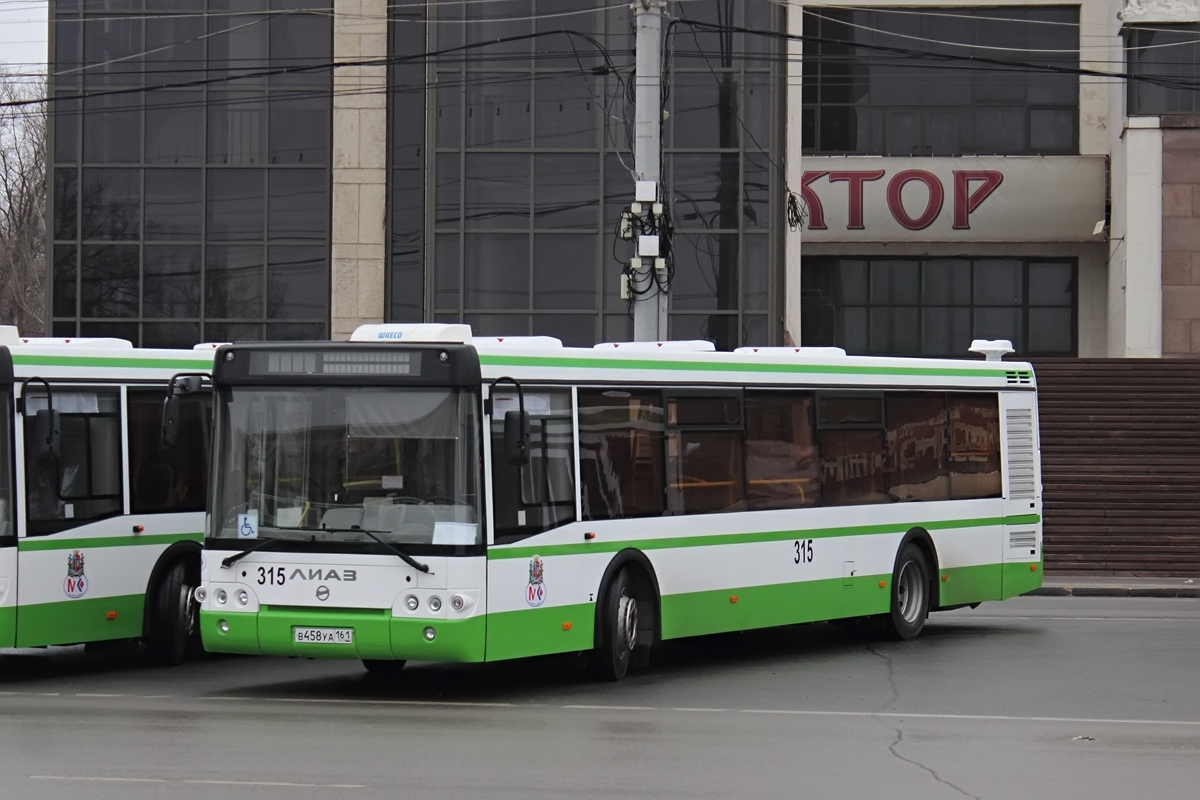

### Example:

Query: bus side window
xmin=745 ymin=392 xmax=819 ymax=510
xmin=578 ymin=390 xmax=666 ymax=521
xmin=665 ymin=394 xmax=745 ymax=515
xmin=948 ymin=394 xmax=1002 ymax=499
xmin=885 ymin=393 xmax=950 ymax=502
xmin=128 ymin=389 xmax=212 ymax=514
xmin=490 ymin=389 xmax=576 ymax=543
xmin=817 ymin=394 xmax=887 ymax=506
xmin=24 ymin=389 xmax=123 ymax=535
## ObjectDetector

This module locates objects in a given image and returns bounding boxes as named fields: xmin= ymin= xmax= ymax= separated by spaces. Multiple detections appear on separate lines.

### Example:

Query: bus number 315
xmin=794 ymin=539 xmax=814 ymax=564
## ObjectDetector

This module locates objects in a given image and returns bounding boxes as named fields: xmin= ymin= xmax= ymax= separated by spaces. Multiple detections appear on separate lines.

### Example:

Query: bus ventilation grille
xmin=1005 ymin=370 xmax=1032 ymax=384
xmin=1006 ymin=409 xmax=1037 ymax=498
xmin=1008 ymin=530 xmax=1037 ymax=550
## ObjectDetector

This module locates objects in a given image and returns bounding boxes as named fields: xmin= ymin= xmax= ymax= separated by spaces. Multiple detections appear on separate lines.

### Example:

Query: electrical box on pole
xmin=631 ymin=0 xmax=668 ymax=342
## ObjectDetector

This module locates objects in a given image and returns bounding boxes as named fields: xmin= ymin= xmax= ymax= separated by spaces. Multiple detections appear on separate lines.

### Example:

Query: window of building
xmin=24 ymin=389 xmax=123 ymax=535
xmin=1127 ymin=24 xmax=1200 ymax=115
xmin=579 ymin=390 xmax=666 ymax=519
xmin=49 ymin=1 xmax=332 ymax=346
xmin=745 ymin=392 xmax=819 ymax=510
xmin=128 ymin=389 xmax=211 ymax=514
xmin=802 ymin=7 xmax=1079 ymax=155
xmin=490 ymin=389 xmax=576 ymax=543
xmin=394 ymin=0 xmax=780 ymax=348
xmin=801 ymin=257 xmax=1076 ymax=357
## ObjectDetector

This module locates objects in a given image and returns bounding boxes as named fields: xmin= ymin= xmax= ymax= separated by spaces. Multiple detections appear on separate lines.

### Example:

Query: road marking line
xmin=737 ymin=709 xmax=1200 ymax=727
xmin=562 ymin=704 xmax=657 ymax=711
xmin=198 ymin=695 xmax=516 ymax=708
xmin=31 ymin=775 xmax=365 ymax=789
xmin=76 ymin=693 xmax=122 ymax=697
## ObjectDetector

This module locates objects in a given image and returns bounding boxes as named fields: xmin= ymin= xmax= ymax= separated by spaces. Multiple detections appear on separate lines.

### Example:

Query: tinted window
xmin=666 ymin=395 xmax=745 ymax=515
xmin=490 ymin=389 xmax=576 ymax=542
xmin=818 ymin=396 xmax=886 ymax=506
xmin=745 ymin=393 xmax=819 ymax=510
xmin=886 ymin=393 xmax=949 ymax=502
xmin=1128 ymin=25 xmax=1200 ymax=115
xmin=949 ymin=394 xmax=1002 ymax=499
xmin=579 ymin=390 xmax=665 ymax=520
xmin=129 ymin=389 xmax=211 ymax=514
xmin=24 ymin=389 xmax=123 ymax=535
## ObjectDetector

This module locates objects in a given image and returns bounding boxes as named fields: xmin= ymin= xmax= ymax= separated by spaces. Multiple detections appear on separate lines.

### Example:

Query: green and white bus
xmin=0 ymin=328 xmax=216 ymax=664
xmin=199 ymin=324 xmax=1041 ymax=680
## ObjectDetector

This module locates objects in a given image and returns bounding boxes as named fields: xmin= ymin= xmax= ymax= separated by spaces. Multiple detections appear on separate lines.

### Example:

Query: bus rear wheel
xmin=885 ymin=544 xmax=931 ymax=640
xmin=590 ymin=570 xmax=638 ymax=682
xmin=146 ymin=560 xmax=198 ymax=666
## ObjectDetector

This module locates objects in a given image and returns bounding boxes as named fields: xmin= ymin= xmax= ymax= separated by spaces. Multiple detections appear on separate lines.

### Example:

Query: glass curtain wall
xmin=50 ymin=0 xmax=332 ymax=346
xmin=390 ymin=0 xmax=780 ymax=348
xmin=802 ymin=7 xmax=1079 ymax=156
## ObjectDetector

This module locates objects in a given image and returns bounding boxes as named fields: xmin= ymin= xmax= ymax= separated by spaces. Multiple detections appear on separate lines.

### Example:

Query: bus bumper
xmin=200 ymin=608 xmax=486 ymax=662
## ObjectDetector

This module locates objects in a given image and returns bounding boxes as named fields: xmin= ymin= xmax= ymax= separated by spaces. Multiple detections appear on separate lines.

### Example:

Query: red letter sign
xmin=800 ymin=171 xmax=828 ymax=230
xmin=952 ymin=170 xmax=1003 ymax=229
xmin=828 ymin=170 xmax=884 ymax=230
xmin=886 ymin=170 xmax=943 ymax=231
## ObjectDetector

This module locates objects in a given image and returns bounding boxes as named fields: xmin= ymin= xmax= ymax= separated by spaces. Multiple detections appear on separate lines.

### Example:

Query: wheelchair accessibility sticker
xmin=238 ymin=512 xmax=258 ymax=539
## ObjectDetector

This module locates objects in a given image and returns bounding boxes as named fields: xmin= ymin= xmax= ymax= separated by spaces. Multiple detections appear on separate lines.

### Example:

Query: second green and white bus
xmin=0 ymin=328 xmax=216 ymax=664
xmin=199 ymin=325 xmax=1041 ymax=680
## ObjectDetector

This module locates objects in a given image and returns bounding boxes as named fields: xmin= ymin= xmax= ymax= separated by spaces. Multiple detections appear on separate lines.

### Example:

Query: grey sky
xmin=0 ymin=1 xmax=48 ymax=70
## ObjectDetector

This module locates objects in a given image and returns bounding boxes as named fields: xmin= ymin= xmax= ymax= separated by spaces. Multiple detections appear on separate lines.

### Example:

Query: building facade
xmin=45 ymin=0 xmax=1200 ymax=358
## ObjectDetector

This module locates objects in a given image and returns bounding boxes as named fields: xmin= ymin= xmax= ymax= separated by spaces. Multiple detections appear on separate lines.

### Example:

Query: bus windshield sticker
xmin=238 ymin=511 xmax=258 ymax=539
xmin=432 ymin=521 xmax=476 ymax=545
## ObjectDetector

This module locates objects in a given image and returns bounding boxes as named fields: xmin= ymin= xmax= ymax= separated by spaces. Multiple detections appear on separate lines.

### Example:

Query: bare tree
xmin=0 ymin=73 xmax=46 ymax=335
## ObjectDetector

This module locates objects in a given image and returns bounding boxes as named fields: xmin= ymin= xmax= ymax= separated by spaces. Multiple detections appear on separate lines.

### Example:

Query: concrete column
xmin=1112 ymin=119 xmax=1164 ymax=357
xmin=330 ymin=0 xmax=389 ymax=340
xmin=782 ymin=1 xmax=803 ymax=345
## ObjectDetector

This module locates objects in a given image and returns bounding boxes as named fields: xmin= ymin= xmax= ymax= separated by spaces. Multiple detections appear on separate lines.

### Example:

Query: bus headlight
xmin=423 ymin=627 xmax=436 ymax=641
xmin=194 ymin=586 xmax=208 ymax=602
xmin=215 ymin=589 xmax=228 ymax=605
xmin=428 ymin=596 xmax=442 ymax=612
xmin=450 ymin=595 xmax=465 ymax=611
xmin=236 ymin=590 xmax=249 ymax=606
xmin=405 ymin=595 xmax=419 ymax=611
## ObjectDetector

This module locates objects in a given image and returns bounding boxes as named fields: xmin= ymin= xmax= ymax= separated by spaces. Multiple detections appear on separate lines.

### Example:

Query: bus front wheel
xmin=590 ymin=570 xmax=638 ymax=682
xmin=146 ymin=560 xmax=198 ymax=666
xmin=885 ymin=544 xmax=931 ymax=640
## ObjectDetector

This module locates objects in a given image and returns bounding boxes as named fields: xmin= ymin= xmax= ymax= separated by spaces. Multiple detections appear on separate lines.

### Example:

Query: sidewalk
xmin=1031 ymin=575 xmax=1200 ymax=598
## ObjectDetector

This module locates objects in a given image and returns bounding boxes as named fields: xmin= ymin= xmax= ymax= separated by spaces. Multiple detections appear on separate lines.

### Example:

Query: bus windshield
xmin=212 ymin=387 xmax=482 ymax=548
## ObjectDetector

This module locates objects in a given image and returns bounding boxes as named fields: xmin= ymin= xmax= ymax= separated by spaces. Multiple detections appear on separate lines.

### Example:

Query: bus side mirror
xmin=503 ymin=410 xmax=530 ymax=466
xmin=33 ymin=409 xmax=61 ymax=464
xmin=161 ymin=395 xmax=180 ymax=448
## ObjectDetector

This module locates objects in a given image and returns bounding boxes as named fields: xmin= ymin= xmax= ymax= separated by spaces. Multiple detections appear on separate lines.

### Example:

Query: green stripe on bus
xmin=1002 ymin=560 xmax=1044 ymax=599
xmin=488 ymin=515 xmax=1040 ymax=561
xmin=11 ymin=354 xmax=211 ymax=370
xmin=938 ymin=563 xmax=1005 ymax=607
xmin=18 ymin=532 xmax=202 ymax=552
xmin=0 ymin=606 xmax=14 ymax=648
xmin=14 ymin=593 xmax=144 ymax=647
xmin=479 ymin=354 xmax=1005 ymax=379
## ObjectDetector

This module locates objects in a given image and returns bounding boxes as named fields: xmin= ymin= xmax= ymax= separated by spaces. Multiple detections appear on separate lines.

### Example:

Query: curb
xmin=1028 ymin=586 xmax=1200 ymax=598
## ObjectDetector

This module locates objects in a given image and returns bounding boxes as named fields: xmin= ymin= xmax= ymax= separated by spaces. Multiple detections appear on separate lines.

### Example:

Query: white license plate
xmin=293 ymin=627 xmax=354 ymax=645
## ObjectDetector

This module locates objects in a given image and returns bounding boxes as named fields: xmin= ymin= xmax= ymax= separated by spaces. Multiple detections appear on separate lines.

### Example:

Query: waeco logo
xmin=377 ymin=331 xmax=404 ymax=340
xmin=289 ymin=568 xmax=358 ymax=582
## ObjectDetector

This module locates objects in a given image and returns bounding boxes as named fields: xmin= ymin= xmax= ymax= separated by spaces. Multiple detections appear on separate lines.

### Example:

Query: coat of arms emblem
xmin=64 ymin=550 xmax=87 ymax=598
xmin=525 ymin=555 xmax=546 ymax=607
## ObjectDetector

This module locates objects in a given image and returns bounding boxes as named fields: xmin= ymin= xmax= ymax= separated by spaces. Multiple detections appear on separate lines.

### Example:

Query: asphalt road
xmin=2 ymin=596 xmax=1198 ymax=799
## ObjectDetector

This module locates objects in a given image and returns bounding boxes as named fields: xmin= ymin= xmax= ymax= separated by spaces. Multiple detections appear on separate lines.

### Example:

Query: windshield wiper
xmin=318 ymin=527 xmax=431 ymax=574
xmin=220 ymin=537 xmax=280 ymax=569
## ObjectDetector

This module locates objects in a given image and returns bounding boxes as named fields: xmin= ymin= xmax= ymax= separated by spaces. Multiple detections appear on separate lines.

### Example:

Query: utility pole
xmin=631 ymin=0 xmax=668 ymax=341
